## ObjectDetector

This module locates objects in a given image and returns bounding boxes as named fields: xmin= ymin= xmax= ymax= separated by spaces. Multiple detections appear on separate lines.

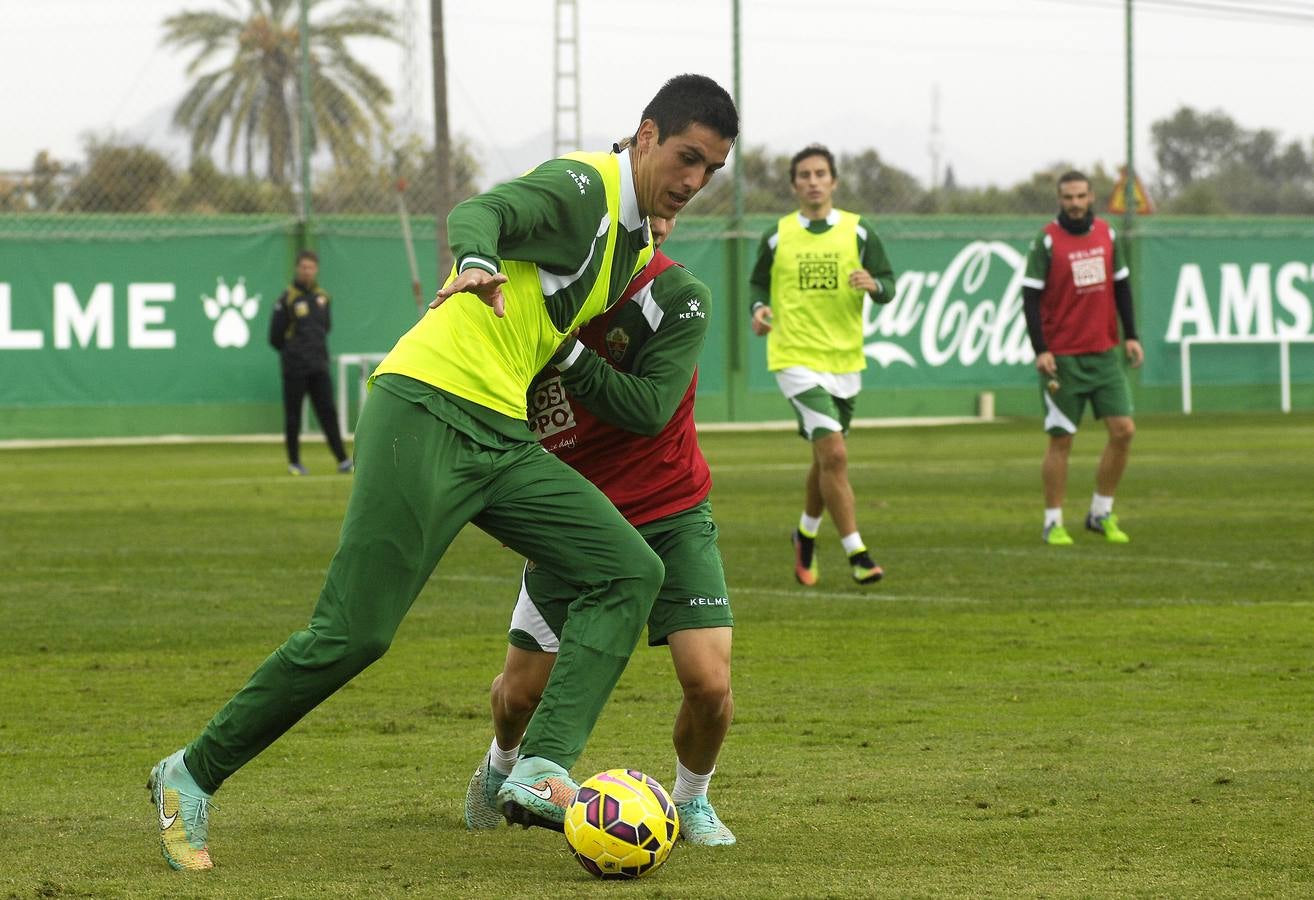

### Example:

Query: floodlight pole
xmin=1123 ymin=0 xmax=1135 ymax=236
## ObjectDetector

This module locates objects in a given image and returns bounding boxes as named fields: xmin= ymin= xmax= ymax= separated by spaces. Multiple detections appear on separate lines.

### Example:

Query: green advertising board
xmin=3 ymin=215 xmax=1312 ymax=440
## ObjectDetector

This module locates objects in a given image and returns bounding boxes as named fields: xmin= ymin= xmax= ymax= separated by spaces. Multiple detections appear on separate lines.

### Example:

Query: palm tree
xmin=163 ymin=0 xmax=396 ymax=185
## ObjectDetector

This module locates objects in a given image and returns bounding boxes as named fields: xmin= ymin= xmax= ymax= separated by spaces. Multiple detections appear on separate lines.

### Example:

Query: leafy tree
xmin=0 ymin=151 xmax=71 ymax=212
xmin=1150 ymin=106 xmax=1314 ymax=213
xmin=171 ymin=157 xmax=294 ymax=213
xmin=689 ymin=144 xmax=928 ymax=217
xmin=314 ymin=135 xmax=482 ymax=214
xmin=833 ymin=149 xmax=924 ymax=214
xmin=162 ymin=0 xmax=396 ymax=186
xmin=1151 ymin=107 xmax=1242 ymax=196
xmin=63 ymin=139 xmax=176 ymax=213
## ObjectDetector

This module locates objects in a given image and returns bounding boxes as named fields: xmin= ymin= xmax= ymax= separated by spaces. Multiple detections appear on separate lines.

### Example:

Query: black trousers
xmin=282 ymin=367 xmax=347 ymax=464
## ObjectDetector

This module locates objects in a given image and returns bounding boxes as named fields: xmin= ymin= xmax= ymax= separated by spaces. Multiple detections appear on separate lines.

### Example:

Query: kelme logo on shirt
xmin=677 ymin=297 xmax=706 ymax=320
xmin=605 ymin=326 xmax=630 ymax=362
xmin=565 ymin=168 xmax=591 ymax=195
xmin=798 ymin=260 xmax=839 ymax=291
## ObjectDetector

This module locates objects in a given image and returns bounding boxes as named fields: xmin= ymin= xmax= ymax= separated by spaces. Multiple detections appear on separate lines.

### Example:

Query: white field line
xmin=0 ymin=417 xmax=998 ymax=451
xmin=421 ymin=571 xmax=1314 ymax=607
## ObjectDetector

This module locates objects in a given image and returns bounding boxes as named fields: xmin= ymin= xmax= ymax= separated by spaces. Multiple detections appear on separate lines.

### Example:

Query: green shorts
xmin=788 ymin=386 xmax=855 ymax=441
xmin=510 ymin=499 xmax=732 ymax=652
xmin=1041 ymin=349 xmax=1134 ymax=436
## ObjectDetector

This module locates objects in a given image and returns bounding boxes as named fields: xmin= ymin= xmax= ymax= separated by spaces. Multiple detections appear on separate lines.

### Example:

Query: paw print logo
xmin=688 ymin=298 xmax=701 ymax=314
xmin=202 ymin=277 xmax=261 ymax=348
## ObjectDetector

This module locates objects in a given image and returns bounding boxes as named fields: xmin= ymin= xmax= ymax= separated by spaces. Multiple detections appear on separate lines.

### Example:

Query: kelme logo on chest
xmin=605 ymin=326 xmax=630 ymax=362
xmin=798 ymin=260 xmax=839 ymax=290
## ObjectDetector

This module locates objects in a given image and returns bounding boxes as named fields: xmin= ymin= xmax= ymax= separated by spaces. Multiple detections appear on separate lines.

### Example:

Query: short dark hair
xmin=296 ymin=249 xmax=319 ymax=264
xmin=790 ymin=144 xmax=837 ymax=182
xmin=636 ymin=74 xmax=739 ymax=144
xmin=1057 ymin=170 xmax=1089 ymax=189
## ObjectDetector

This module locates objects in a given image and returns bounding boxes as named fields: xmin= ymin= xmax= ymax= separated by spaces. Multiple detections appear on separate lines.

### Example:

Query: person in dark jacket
xmin=268 ymin=250 xmax=352 ymax=475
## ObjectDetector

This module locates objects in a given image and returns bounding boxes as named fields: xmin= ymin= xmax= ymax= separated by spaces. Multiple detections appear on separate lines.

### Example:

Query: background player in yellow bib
xmin=749 ymin=144 xmax=896 ymax=587
xmin=147 ymin=74 xmax=738 ymax=871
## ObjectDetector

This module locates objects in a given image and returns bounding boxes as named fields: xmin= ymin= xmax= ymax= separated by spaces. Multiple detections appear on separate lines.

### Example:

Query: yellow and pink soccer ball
xmin=563 ymin=769 xmax=679 ymax=879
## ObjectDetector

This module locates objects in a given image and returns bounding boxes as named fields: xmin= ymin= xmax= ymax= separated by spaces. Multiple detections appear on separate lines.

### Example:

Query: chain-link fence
xmin=11 ymin=0 xmax=1309 ymax=249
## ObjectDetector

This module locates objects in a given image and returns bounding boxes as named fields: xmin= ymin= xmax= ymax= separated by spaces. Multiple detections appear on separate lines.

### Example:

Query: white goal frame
xmin=1180 ymin=336 xmax=1314 ymax=414
xmin=335 ymin=352 xmax=388 ymax=436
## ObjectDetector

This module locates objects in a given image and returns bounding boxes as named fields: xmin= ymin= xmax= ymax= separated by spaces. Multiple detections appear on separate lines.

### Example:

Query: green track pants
xmin=185 ymin=386 xmax=662 ymax=794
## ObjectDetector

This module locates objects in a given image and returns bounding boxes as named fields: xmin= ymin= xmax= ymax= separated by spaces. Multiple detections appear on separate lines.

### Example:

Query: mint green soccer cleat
xmin=676 ymin=796 xmax=736 ymax=846
xmin=1043 ymin=523 xmax=1074 ymax=546
xmin=1086 ymin=512 xmax=1130 ymax=543
xmin=147 ymin=749 xmax=215 ymax=871
xmin=496 ymin=756 xmax=578 ymax=832
xmin=464 ymin=754 xmax=509 ymax=830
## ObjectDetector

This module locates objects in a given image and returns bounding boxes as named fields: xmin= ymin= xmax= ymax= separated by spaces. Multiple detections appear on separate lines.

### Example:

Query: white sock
xmin=488 ymin=737 xmax=519 ymax=776
xmin=841 ymin=532 xmax=865 ymax=556
xmin=1045 ymin=507 xmax=1063 ymax=528
xmin=1090 ymin=493 xmax=1114 ymax=519
xmin=671 ymin=759 xmax=713 ymax=804
xmin=799 ymin=513 xmax=822 ymax=538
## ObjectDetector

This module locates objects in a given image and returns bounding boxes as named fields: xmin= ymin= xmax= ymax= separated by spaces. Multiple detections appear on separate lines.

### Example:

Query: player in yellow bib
xmin=147 ymin=74 xmax=738 ymax=871
xmin=749 ymin=144 xmax=896 ymax=587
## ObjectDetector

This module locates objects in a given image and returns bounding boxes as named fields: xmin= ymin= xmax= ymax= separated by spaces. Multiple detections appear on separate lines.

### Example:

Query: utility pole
xmin=431 ymin=0 xmax=452 ymax=279
xmin=297 ymin=0 xmax=313 ymax=242
xmin=553 ymin=0 xmax=581 ymax=156
xmin=928 ymin=83 xmax=943 ymax=191
xmin=1123 ymin=0 xmax=1135 ymax=236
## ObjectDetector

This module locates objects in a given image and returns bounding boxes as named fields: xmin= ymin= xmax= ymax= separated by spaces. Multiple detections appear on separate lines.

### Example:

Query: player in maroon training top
xmin=465 ymin=216 xmax=737 ymax=846
xmin=1022 ymin=170 xmax=1144 ymax=546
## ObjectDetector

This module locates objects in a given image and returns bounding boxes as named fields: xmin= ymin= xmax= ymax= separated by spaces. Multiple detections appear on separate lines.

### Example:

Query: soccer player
xmin=748 ymin=144 xmax=895 ymax=587
xmin=147 ymin=74 xmax=738 ymax=871
xmin=464 ymin=216 xmax=736 ymax=846
xmin=1021 ymin=170 xmax=1143 ymax=546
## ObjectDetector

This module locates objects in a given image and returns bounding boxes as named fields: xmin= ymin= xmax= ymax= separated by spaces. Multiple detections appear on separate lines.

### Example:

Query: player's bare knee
xmin=1110 ymin=418 xmax=1135 ymax=444
xmin=815 ymin=439 xmax=847 ymax=471
xmin=680 ymin=671 xmax=732 ymax=713
xmin=500 ymin=681 xmax=543 ymax=719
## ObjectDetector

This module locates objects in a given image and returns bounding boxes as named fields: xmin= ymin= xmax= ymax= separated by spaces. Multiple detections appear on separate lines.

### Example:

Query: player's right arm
xmin=1021 ymin=229 xmax=1052 ymax=361
xmin=268 ymin=291 xmax=289 ymax=351
xmin=552 ymin=273 xmax=710 ymax=437
xmin=445 ymin=159 xmax=611 ymax=280
xmin=748 ymin=227 xmax=776 ymax=335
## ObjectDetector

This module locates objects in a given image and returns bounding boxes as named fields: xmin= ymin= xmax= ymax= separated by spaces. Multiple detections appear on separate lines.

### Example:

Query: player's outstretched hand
xmin=431 ymin=269 xmax=510 ymax=317
xmin=751 ymin=304 xmax=773 ymax=336
xmin=1125 ymin=339 xmax=1144 ymax=368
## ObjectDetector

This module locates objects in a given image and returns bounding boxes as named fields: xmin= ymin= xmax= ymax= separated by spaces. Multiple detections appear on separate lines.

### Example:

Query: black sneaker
xmin=849 ymin=550 xmax=884 ymax=584
xmin=792 ymin=531 xmax=819 ymax=586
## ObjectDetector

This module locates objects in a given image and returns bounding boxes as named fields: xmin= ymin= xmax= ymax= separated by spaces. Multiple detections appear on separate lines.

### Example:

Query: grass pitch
xmin=1 ymin=413 xmax=1312 ymax=898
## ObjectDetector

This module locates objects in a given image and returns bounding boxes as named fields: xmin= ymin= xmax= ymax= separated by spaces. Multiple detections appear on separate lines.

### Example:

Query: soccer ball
xmin=563 ymin=769 xmax=679 ymax=879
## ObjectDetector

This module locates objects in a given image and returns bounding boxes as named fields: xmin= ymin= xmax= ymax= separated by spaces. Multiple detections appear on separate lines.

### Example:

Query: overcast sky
xmin=4 ymin=0 xmax=1313 ymax=189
